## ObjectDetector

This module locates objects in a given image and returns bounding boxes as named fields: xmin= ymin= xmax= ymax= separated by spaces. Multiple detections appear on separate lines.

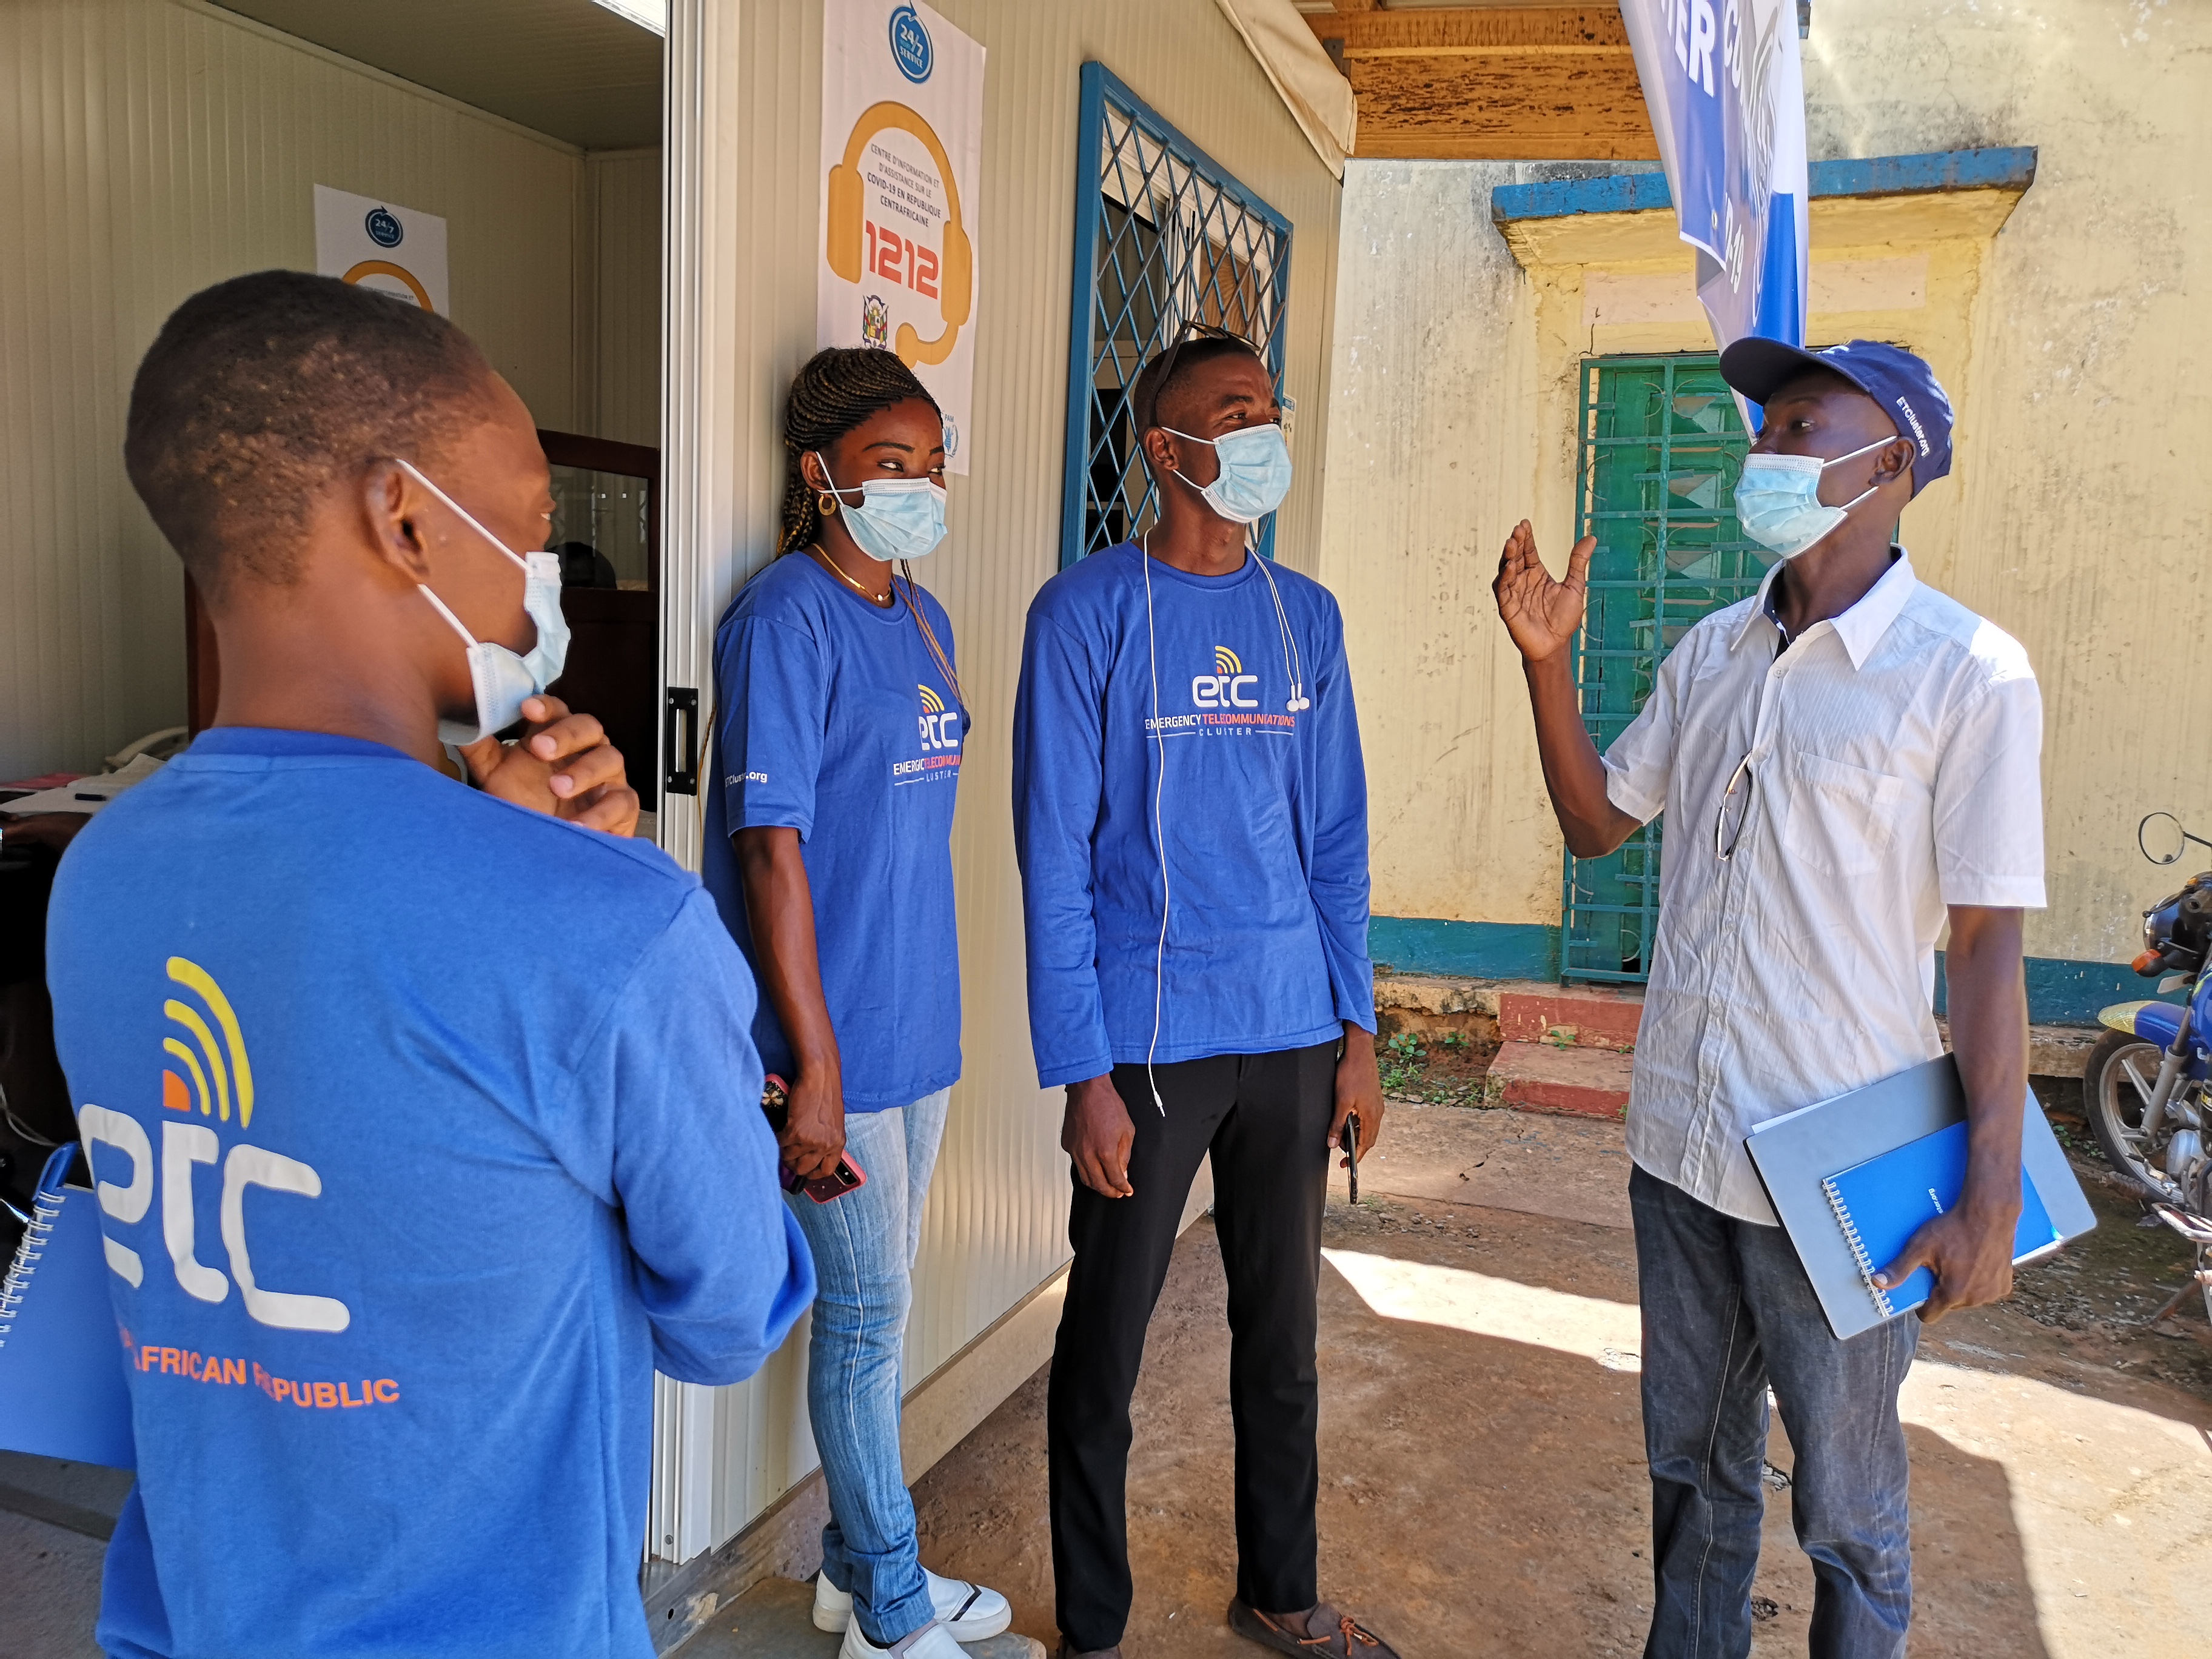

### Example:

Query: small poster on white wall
xmin=817 ymin=0 xmax=984 ymax=474
xmin=313 ymin=186 xmax=449 ymax=315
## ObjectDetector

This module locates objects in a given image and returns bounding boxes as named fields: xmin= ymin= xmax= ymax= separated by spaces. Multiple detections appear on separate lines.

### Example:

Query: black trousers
xmin=1047 ymin=1041 xmax=1338 ymax=1652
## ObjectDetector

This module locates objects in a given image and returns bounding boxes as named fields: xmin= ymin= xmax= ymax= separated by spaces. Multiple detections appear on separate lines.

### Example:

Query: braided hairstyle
xmin=778 ymin=347 xmax=942 ymax=554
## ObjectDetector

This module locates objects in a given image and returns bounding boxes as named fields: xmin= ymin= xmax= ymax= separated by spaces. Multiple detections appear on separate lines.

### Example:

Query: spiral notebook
xmin=0 ymin=1144 xmax=137 ymax=1469
xmin=1746 ymin=1054 xmax=2097 ymax=1341
xmin=1823 ymin=1121 xmax=2061 ymax=1321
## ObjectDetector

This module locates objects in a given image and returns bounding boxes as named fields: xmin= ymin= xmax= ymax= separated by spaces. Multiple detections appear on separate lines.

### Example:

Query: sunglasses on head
xmin=1140 ymin=319 xmax=1264 ymax=431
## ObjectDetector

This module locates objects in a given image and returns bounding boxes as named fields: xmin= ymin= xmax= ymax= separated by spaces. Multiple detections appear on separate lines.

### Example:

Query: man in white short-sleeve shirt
xmin=1493 ymin=339 xmax=2043 ymax=1659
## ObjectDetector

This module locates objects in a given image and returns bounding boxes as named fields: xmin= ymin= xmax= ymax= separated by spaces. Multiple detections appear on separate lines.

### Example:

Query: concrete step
xmin=1496 ymin=984 xmax=1644 ymax=1051
xmin=1377 ymin=971 xmax=2107 ymax=1081
xmin=1487 ymin=1041 xmax=1634 ymax=1121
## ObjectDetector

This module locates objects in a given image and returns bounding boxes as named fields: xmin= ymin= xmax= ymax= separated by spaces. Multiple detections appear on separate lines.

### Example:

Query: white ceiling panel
xmin=215 ymin=0 xmax=663 ymax=150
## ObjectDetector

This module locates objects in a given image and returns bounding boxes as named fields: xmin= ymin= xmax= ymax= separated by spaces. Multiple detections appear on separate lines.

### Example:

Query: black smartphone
xmin=1339 ymin=1110 xmax=1360 ymax=1205
xmin=762 ymin=1074 xmax=869 ymax=1204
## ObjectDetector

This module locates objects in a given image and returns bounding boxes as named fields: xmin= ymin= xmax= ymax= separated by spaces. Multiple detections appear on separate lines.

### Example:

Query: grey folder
xmin=1744 ymin=1054 xmax=2099 ymax=1341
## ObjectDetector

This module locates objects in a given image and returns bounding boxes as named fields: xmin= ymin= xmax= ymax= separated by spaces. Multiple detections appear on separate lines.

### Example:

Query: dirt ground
xmin=907 ymin=1104 xmax=2212 ymax=1659
xmin=6 ymin=1106 xmax=2207 ymax=1659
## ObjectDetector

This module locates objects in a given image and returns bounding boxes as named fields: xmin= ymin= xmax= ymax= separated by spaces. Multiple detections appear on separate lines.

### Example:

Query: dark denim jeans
xmin=1630 ymin=1164 xmax=1919 ymax=1659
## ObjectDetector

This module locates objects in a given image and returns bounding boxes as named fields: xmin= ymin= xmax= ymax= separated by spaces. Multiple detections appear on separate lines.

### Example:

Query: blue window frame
xmin=1060 ymin=62 xmax=1293 ymax=568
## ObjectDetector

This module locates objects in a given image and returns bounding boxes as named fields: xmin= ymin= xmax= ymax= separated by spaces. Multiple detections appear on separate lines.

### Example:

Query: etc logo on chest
xmin=915 ymin=682 xmax=962 ymax=752
xmin=1191 ymin=645 xmax=1259 ymax=709
xmin=895 ymin=684 xmax=964 ymax=782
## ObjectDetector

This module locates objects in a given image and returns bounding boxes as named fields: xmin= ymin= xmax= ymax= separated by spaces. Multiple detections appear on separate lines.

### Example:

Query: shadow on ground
xmin=910 ymin=1202 xmax=2051 ymax=1657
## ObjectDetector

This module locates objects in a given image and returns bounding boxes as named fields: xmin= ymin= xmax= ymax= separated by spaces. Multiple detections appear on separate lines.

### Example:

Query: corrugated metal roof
xmin=212 ymin=0 xmax=662 ymax=150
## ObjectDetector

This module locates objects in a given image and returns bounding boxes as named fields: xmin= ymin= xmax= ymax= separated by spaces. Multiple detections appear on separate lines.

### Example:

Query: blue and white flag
xmin=1619 ymin=0 xmax=1809 ymax=350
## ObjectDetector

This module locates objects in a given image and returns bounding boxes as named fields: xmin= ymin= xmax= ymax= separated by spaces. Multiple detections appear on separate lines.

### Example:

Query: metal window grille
xmin=1060 ymin=62 xmax=1293 ymax=568
xmin=1562 ymin=354 xmax=1768 ymax=982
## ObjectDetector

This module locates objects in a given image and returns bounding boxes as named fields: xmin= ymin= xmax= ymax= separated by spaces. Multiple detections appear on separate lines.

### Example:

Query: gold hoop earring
xmin=816 ymin=490 xmax=839 ymax=517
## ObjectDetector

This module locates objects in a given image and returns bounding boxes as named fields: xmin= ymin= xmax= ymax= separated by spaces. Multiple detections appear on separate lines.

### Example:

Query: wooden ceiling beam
xmin=1307 ymin=5 xmax=1657 ymax=161
xmin=1316 ymin=6 xmax=1629 ymax=52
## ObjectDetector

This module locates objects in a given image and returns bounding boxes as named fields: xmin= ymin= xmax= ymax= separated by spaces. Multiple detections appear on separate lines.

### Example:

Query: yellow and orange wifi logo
xmin=917 ymin=683 xmax=947 ymax=715
xmin=1213 ymin=646 xmax=1244 ymax=677
xmin=161 ymin=958 xmax=253 ymax=1128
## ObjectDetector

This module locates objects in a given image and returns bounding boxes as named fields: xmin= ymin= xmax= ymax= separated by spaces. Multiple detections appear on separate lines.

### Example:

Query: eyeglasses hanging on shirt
xmin=1715 ymin=753 xmax=1757 ymax=862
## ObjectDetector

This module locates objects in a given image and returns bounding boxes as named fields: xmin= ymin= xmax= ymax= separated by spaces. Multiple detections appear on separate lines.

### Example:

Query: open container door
xmin=650 ymin=0 xmax=828 ymax=1602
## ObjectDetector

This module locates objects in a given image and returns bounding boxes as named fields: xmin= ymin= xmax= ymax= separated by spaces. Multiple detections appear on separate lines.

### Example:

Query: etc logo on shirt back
xmin=77 ymin=957 xmax=350 ymax=1335
xmin=1192 ymin=645 xmax=1258 ymax=709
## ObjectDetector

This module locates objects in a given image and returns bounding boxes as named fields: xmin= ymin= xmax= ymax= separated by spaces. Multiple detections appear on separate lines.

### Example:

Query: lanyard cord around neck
xmin=896 ymin=561 xmax=966 ymax=716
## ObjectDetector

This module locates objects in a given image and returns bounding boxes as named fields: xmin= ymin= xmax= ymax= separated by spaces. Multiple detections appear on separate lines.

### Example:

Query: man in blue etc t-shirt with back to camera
xmin=44 ymin=270 xmax=813 ymax=1659
xmin=1013 ymin=324 xmax=1398 ymax=1659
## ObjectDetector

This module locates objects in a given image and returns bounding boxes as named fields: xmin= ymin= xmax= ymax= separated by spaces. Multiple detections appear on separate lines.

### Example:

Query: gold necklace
xmin=809 ymin=543 xmax=892 ymax=606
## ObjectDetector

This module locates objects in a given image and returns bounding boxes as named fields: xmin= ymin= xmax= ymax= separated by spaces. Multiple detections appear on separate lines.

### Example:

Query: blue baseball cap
xmin=1718 ymin=337 xmax=1954 ymax=497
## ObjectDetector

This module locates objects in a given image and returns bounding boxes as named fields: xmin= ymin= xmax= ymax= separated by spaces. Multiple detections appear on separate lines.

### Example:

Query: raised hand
xmin=1493 ymin=520 xmax=1596 ymax=665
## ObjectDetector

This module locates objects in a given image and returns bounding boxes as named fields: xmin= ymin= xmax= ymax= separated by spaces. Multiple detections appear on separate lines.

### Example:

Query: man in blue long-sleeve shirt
xmin=46 ymin=272 xmax=812 ymax=1659
xmin=1012 ymin=330 xmax=1396 ymax=1659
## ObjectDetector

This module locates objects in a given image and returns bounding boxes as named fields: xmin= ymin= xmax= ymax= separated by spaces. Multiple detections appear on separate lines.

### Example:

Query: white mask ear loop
xmin=415 ymin=581 xmax=480 ymax=648
xmin=1783 ymin=434 xmax=1909 ymax=518
xmin=1253 ymin=554 xmax=1309 ymax=712
xmin=393 ymin=458 xmax=531 ymax=574
xmin=1141 ymin=531 xmax=1168 ymax=1117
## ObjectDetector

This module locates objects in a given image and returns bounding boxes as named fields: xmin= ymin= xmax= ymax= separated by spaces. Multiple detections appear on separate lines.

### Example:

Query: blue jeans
xmin=785 ymin=1088 xmax=951 ymax=1646
xmin=1631 ymin=1164 xmax=1918 ymax=1659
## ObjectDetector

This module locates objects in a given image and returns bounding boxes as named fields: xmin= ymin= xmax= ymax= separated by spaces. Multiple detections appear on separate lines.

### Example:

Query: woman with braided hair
xmin=700 ymin=348 xmax=1007 ymax=1659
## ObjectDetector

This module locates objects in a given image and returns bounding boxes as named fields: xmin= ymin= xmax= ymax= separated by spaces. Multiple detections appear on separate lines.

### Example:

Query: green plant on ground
xmin=1379 ymin=1030 xmax=1427 ymax=1092
xmin=1438 ymin=1030 xmax=1471 ymax=1053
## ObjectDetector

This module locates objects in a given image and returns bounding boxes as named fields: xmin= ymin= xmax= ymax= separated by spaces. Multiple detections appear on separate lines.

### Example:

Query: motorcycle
xmin=2082 ymin=811 xmax=2212 ymax=1324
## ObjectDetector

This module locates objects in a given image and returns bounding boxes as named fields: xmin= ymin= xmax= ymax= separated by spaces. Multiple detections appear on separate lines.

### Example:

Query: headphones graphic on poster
xmin=818 ymin=0 xmax=984 ymax=474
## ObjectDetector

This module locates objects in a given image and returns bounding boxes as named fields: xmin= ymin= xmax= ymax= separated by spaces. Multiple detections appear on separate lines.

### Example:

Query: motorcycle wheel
xmin=2082 ymin=1028 xmax=2184 ymax=1202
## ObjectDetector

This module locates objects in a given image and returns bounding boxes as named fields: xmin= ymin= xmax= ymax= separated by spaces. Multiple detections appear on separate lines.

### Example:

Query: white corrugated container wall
xmin=0 ymin=0 xmax=600 ymax=780
xmin=655 ymin=0 xmax=1343 ymax=1560
xmin=585 ymin=147 xmax=666 ymax=451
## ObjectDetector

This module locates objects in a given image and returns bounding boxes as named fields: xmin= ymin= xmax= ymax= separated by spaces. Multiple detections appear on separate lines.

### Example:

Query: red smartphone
xmin=761 ymin=1074 xmax=868 ymax=1204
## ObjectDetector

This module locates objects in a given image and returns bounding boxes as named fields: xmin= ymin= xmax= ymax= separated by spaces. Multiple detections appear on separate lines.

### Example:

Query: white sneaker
xmin=837 ymin=1617 xmax=972 ymax=1659
xmin=814 ymin=1570 xmax=1013 ymax=1642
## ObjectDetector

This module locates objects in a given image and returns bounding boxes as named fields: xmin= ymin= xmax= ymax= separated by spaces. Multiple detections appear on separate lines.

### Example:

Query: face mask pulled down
xmin=1732 ymin=437 xmax=1902 ymax=561
xmin=1164 ymin=423 xmax=1293 ymax=525
xmin=398 ymin=459 xmax=571 ymax=746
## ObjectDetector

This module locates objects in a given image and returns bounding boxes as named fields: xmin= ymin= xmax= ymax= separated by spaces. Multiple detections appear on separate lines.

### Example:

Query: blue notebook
xmin=0 ymin=1144 xmax=137 ymax=1469
xmin=1746 ymin=1054 xmax=2098 ymax=1340
xmin=1822 ymin=1121 xmax=2062 ymax=1321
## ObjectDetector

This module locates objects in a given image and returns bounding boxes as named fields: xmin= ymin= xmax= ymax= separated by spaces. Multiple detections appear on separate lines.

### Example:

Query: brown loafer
xmin=1228 ymin=1598 xmax=1401 ymax=1657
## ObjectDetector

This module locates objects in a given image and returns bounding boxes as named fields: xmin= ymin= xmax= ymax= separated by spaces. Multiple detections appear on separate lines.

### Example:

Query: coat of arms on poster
xmin=313 ymin=186 xmax=450 ymax=315
xmin=818 ymin=0 xmax=984 ymax=475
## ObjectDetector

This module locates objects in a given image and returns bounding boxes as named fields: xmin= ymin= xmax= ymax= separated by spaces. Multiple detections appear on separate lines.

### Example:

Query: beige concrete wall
xmin=1322 ymin=0 xmax=2212 ymax=966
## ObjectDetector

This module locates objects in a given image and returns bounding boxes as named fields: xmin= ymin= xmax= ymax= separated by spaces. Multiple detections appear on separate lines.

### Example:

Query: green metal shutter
xmin=1562 ymin=354 xmax=1766 ymax=983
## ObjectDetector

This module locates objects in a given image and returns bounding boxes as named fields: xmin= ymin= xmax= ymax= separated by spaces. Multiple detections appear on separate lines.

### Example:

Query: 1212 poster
xmin=817 ymin=0 xmax=984 ymax=474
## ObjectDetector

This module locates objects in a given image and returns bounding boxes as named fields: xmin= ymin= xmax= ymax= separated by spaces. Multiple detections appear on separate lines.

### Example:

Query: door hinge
xmin=664 ymin=686 xmax=699 ymax=796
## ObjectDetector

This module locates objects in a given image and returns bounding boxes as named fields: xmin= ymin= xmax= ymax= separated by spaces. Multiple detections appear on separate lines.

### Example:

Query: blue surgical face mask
xmin=819 ymin=457 xmax=948 ymax=561
xmin=1164 ymin=422 xmax=1293 ymax=525
xmin=1732 ymin=437 xmax=1899 ymax=561
xmin=397 ymin=460 xmax=571 ymax=746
